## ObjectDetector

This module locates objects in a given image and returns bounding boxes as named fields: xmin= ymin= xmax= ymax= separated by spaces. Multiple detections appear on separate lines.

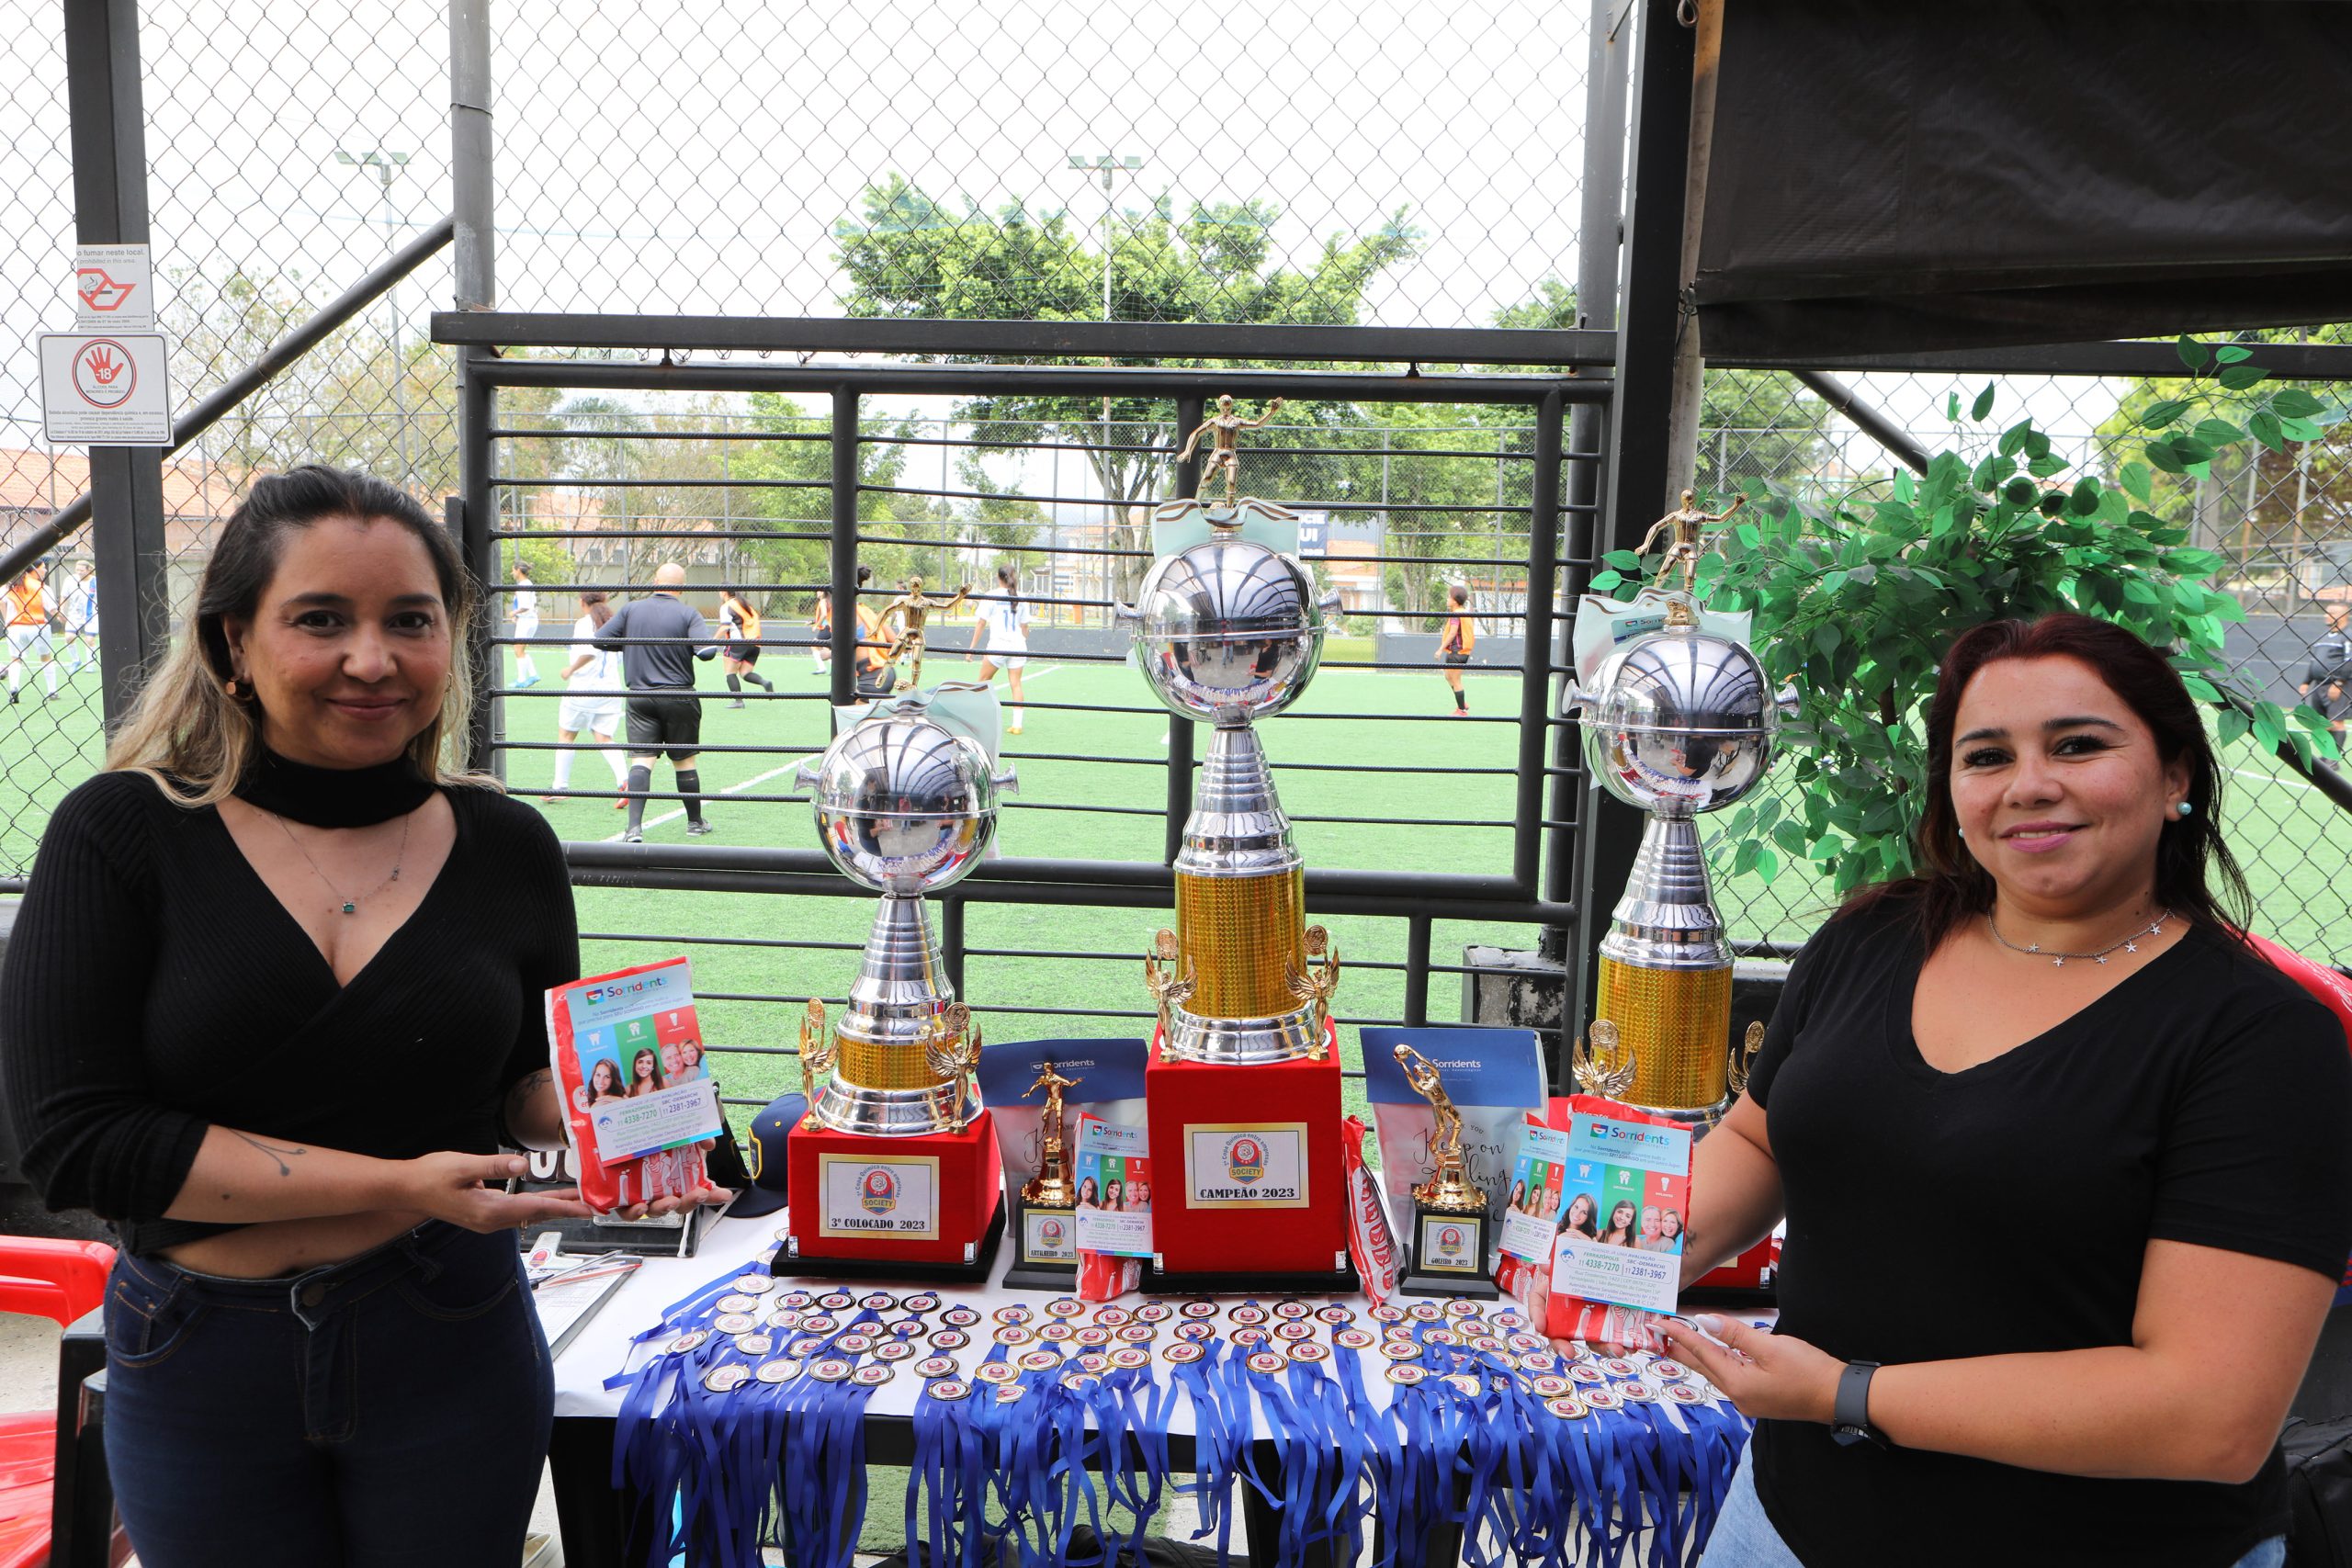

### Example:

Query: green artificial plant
xmin=1583 ymin=336 xmax=2346 ymax=898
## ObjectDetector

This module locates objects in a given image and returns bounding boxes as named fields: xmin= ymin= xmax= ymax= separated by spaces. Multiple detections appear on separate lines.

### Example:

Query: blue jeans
xmin=1703 ymin=1449 xmax=2288 ymax=1567
xmin=102 ymin=1221 xmax=553 ymax=1568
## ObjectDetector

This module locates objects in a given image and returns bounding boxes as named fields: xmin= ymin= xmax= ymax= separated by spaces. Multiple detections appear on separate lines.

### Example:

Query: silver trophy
xmin=1567 ymin=601 xmax=1777 ymax=1118
xmin=1119 ymin=499 xmax=1342 ymax=1065
xmin=795 ymin=690 xmax=1018 ymax=1134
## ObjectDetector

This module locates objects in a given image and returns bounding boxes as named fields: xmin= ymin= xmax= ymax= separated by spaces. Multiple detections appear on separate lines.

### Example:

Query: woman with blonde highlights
xmin=0 ymin=465 xmax=715 ymax=1568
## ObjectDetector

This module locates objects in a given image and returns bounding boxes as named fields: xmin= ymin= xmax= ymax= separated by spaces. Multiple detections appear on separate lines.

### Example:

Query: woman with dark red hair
xmin=1666 ymin=613 xmax=2352 ymax=1568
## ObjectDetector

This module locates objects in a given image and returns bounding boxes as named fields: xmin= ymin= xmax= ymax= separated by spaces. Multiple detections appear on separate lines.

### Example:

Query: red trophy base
xmin=775 ymin=1109 xmax=1005 ymax=1283
xmin=1141 ymin=1023 xmax=1356 ymax=1294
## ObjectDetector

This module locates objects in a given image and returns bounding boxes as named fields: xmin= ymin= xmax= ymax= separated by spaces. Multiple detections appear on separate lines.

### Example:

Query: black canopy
xmin=1692 ymin=1 xmax=2352 ymax=358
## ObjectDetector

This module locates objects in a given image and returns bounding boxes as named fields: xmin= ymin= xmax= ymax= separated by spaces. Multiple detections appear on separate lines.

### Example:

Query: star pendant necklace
xmin=1986 ymin=905 xmax=2172 ymax=968
xmin=269 ymin=807 xmax=415 ymax=917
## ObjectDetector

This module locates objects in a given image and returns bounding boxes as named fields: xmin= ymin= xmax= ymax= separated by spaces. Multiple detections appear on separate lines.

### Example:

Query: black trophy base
xmin=1001 ymin=1196 xmax=1083 ymax=1292
xmin=1397 ymin=1206 xmax=1499 ymax=1300
xmin=1139 ymin=1255 xmax=1361 ymax=1299
xmin=769 ymin=1202 xmax=1005 ymax=1285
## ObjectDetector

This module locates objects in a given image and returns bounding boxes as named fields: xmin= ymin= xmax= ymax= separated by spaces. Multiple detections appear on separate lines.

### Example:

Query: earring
xmin=224 ymin=678 xmax=239 ymax=698
xmin=1956 ymin=827 xmax=1964 ymax=838
xmin=2177 ymin=800 xmax=2194 ymax=818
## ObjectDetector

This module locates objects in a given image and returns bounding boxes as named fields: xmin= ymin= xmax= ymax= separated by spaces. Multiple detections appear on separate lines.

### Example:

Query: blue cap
xmin=725 ymin=1090 xmax=805 ymax=1219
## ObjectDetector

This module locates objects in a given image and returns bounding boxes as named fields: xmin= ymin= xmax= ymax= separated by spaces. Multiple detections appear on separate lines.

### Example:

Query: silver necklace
xmin=269 ymin=807 xmax=414 ymax=917
xmin=1986 ymin=907 xmax=2171 ymax=968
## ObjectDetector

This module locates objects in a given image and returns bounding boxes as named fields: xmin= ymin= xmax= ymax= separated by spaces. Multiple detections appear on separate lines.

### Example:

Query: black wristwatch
xmin=1830 ymin=1360 xmax=1888 ymax=1449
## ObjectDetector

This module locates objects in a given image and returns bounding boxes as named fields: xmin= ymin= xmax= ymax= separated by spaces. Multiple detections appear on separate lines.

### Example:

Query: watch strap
xmin=1830 ymin=1359 xmax=1883 ymax=1448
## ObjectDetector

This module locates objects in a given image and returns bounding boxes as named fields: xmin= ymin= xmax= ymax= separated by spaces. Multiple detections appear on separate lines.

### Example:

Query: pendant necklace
xmin=270 ymin=807 xmax=414 ymax=917
xmin=1986 ymin=907 xmax=2171 ymax=968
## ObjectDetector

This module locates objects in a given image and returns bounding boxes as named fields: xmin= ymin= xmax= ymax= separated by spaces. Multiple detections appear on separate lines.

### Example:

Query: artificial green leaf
xmin=1603 ymin=549 xmax=1644 ymax=570
xmin=2068 ymin=479 xmax=2101 ymax=516
xmin=2027 ymin=452 xmax=2068 ymax=478
xmin=2249 ymin=411 xmax=2286 ymax=453
xmin=2120 ymin=461 xmax=2153 ymax=503
xmin=2003 ymin=478 xmax=2039 ymax=506
xmin=1587 ymin=570 xmax=1623 ymax=593
xmin=2271 ymin=388 xmax=2324 ymax=419
xmin=1731 ymin=839 xmax=1760 ymax=877
xmin=2143 ymin=439 xmax=2185 ymax=475
xmin=2217 ymin=365 xmax=2269 ymax=391
xmin=2214 ymin=344 xmax=2254 ymax=364
xmin=1945 ymin=391 xmax=1961 ymax=421
xmin=1971 ymin=383 xmax=1996 ymax=420
xmin=2170 ymin=436 xmax=2215 ymax=464
xmin=1736 ymin=522 xmax=1760 ymax=548
xmin=1813 ymin=622 xmax=1843 ymax=655
xmin=2281 ymin=416 xmax=2325 ymax=442
xmin=2193 ymin=418 xmax=2245 ymax=446
xmin=2137 ymin=399 xmax=2191 ymax=429
xmin=1756 ymin=848 xmax=1781 ymax=887
xmin=2177 ymin=334 xmax=2211 ymax=370
xmin=2219 ymin=706 xmax=2250 ymax=746
xmin=1998 ymin=421 xmax=2032 ymax=457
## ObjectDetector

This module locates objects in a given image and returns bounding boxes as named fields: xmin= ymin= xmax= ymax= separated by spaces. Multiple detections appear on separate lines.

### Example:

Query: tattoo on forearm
xmin=506 ymin=1068 xmax=552 ymax=1122
xmin=232 ymin=1130 xmax=307 ymax=1177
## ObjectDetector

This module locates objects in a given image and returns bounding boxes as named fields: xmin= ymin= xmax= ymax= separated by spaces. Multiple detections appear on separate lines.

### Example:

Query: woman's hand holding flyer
xmin=546 ymin=957 xmax=729 ymax=1215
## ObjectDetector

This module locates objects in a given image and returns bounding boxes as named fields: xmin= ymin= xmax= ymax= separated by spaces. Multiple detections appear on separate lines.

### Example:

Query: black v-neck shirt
xmin=1747 ymin=893 xmax=2352 ymax=1567
xmin=0 ymin=770 xmax=579 ymax=1257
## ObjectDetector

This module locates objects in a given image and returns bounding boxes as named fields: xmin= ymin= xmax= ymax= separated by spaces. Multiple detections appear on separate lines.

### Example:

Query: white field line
xmin=607 ymin=665 xmax=1062 ymax=840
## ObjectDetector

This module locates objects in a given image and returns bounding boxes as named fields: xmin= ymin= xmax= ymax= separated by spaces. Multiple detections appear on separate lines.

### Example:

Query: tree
xmin=2093 ymin=328 xmax=2352 ymax=585
xmin=834 ymin=176 xmax=1420 ymax=592
xmin=731 ymin=392 xmax=914 ymax=614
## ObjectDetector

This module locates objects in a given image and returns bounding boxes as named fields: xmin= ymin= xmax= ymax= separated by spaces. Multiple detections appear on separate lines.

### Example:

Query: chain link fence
xmin=1702 ymin=361 xmax=2352 ymax=962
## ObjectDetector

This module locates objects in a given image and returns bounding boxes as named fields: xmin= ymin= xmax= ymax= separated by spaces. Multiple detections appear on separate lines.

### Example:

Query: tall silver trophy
xmin=1568 ymin=601 xmax=1777 ymax=1120
xmin=1119 ymin=496 xmax=1342 ymax=1064
xmin=795 ymin=688 xmax=1018 ymax=1134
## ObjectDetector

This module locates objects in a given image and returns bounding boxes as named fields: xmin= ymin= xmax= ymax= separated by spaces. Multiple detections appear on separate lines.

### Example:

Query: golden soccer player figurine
xmin=1635 ymin=489 xmax=1747 ymax=595
xmin=879 ymin=577 xmax=971 ymax=691
xmin=1022 ymin=1061 xmax=1082 ymax=1207
xmin=1395 ymin=1043 xmax=1484 ymax=1214
xmin=1177 ymin=394 xmax=1285 ymax=507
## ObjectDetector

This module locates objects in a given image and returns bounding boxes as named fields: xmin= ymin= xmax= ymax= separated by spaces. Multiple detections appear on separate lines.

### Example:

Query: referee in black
xmin=595 ymin=562 xmax=723 ymax=842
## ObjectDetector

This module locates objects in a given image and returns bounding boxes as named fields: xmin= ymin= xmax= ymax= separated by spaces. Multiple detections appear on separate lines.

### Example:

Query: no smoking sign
xmin=40 ymin=332 xmax=170 ymax=446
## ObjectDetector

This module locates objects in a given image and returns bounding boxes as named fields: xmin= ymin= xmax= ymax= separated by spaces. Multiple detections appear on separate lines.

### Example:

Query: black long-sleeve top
xmin=592 ymin=593 xmax=720 ymax=691
xmin=0 ymin=771 xmax=580 ymax=1257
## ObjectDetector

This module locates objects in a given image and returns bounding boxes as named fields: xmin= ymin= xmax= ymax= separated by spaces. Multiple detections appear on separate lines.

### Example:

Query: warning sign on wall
xmin=39 ymin=333 xmax=172 ymax=446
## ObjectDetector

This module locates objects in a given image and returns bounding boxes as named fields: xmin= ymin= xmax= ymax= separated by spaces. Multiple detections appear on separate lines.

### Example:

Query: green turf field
xmin=9 ymin=637 xmax=2352 ymax=1132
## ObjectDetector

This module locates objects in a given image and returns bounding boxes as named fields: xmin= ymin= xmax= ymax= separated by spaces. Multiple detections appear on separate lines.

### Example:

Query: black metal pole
xmin=458 ymin=348 xmax=498 ymax=773
xmin=1511 ymin=389 xmax=1566 ymax=897
xmin=1574 ymin=0 xmax=1697 ymax=1035
xmin=1791 ymin=368 xmax=1933 ymax=476
xmin=63 ymin=0 xmax=168 ymax=730
xmin=829 ymin=386 xmax=859 ymax=708
xmin=1164 ymin=395 xmax=1204 ymax=866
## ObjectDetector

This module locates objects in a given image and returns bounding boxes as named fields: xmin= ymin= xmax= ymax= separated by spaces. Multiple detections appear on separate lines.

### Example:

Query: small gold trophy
xmin=1394 ymin=1043 xmax=1498 ymax=1298
xmin=1007 ymin=1059 xmax=1084 ymax=1286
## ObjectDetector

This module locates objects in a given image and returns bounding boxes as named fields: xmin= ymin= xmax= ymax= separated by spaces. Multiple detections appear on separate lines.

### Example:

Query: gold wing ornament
xmin=1727 ymin=1020 xmax=1766 ymax=1101
xmin=1143 ymin=928 xmax=1195 ymax=1045
xmin=797 ymin=998 xmax=834 ymax=1115
xmin=1571 ymin=1017 xmax=1639 ymax=1100
xmin=922 ymin=1003 xmax=982 ymax=1135
xmin=1287 ymin=925 xmax=1340 ymax=1059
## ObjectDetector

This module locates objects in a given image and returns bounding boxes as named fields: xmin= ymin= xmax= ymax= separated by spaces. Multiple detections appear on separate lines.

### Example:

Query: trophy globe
xmin=1570 ymin=607 xmax=1778 ymax=1118
xmin=797 ymin=701 xmax=1015 ymax=1135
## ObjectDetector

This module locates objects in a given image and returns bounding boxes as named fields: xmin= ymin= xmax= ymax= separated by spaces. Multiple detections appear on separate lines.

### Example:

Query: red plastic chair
xmin=0 ymin=1238 xmax=114 ymax=1568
